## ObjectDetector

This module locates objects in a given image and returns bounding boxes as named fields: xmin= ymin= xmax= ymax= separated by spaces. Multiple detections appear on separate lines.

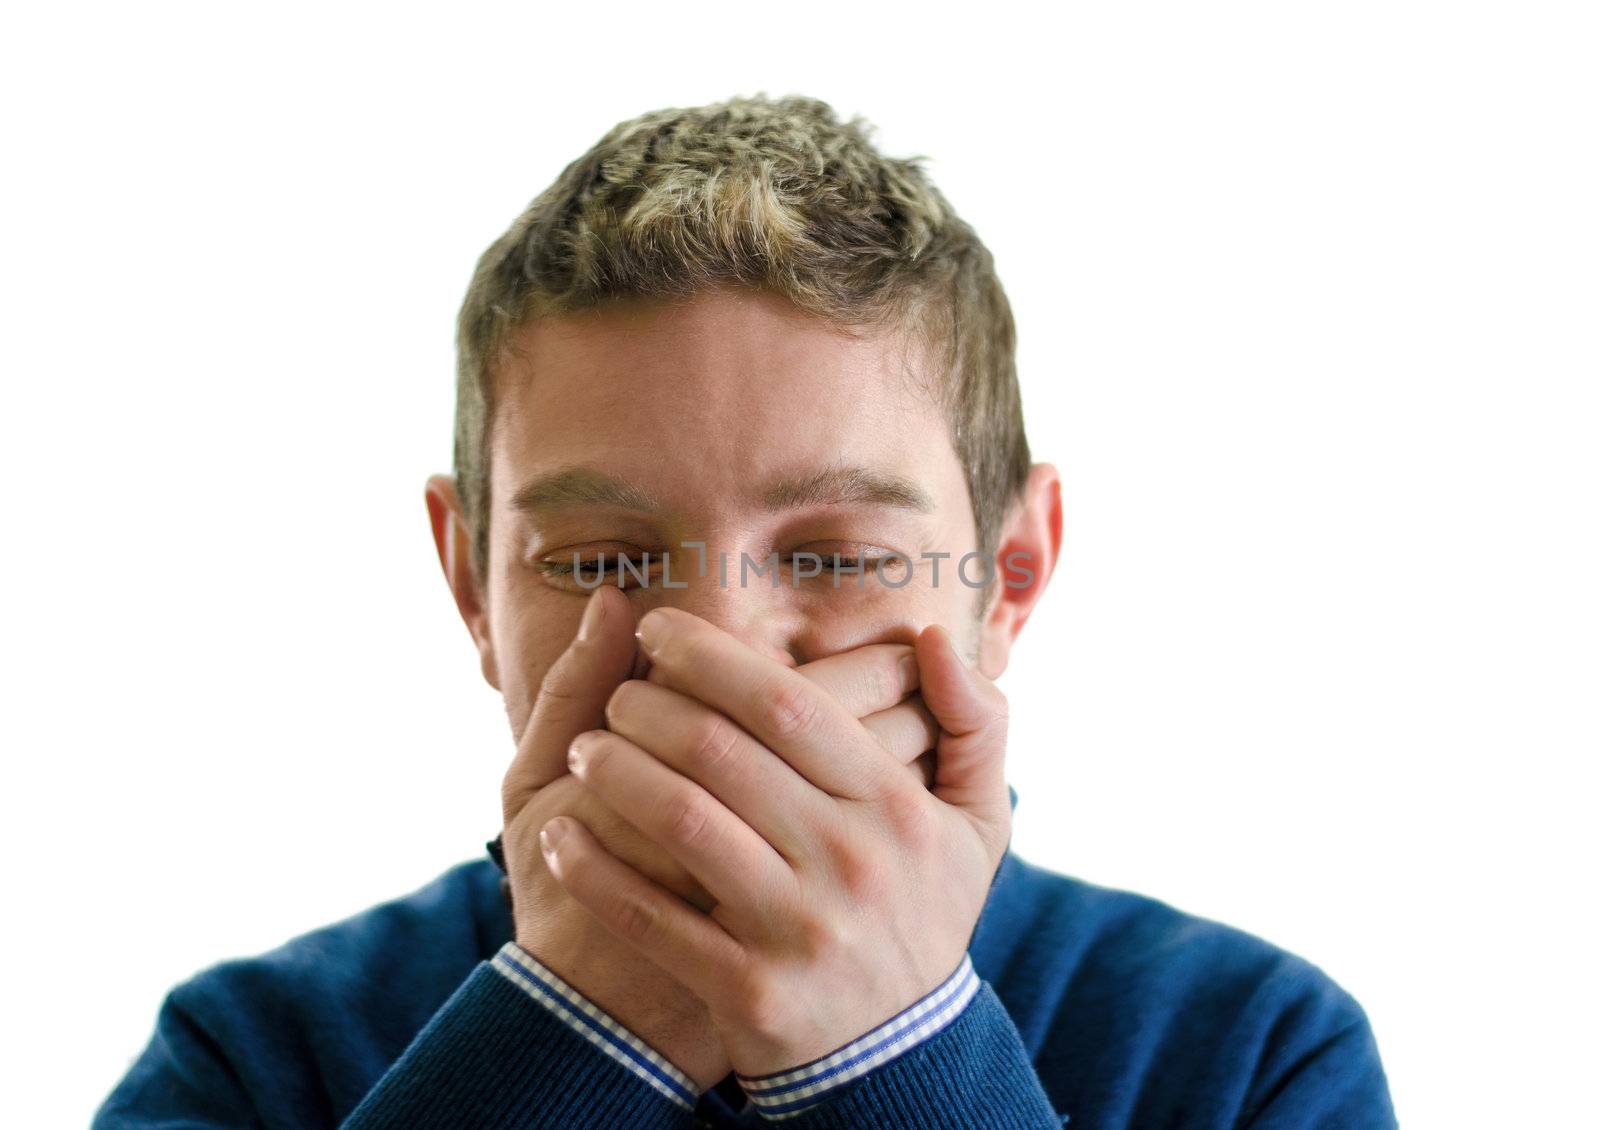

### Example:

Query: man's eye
xmin=786 ymin=547 xmax=899 ymax=577
xmin=794 ymin=553 xmax=876 ymax=569
xmin=536 ymin=554 xmax=656 ymax=589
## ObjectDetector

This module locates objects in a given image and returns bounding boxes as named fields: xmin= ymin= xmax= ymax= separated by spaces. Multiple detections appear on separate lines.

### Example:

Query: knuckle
xmin=499 ymin=776 xmax=521 ymax=824
xmin=883 ymin=785 xmax=938 ymax=848
xmin=834 ymin=845 xmax=889 ymax=902
xmin=537 ymin=654 xmax=587 ymax=704
xmin=686 ymin=713 xmax=740 ymax=776
xmin=797 ymin=912 xmax=849 ymax=959
xmin=665 ymin=790 xmax=713 ymax=848
xmin=613 ymin=894 xmax=660 ymax=944
xmin=864 ymin=655 xmax=900 ymax=712
xmin=733 ymin=971 xmax=788 ymax=1039
xmin=758 ymin=676 xmax=819 ymax=741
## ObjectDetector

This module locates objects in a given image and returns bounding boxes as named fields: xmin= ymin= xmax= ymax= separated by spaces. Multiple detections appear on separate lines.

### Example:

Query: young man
xmin=96 ymin=95 xmax=1397 ymax=1128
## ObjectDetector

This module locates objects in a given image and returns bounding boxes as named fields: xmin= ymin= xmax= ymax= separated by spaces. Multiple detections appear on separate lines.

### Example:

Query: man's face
xmin=479 ymin=286 xmax=992 ymax=738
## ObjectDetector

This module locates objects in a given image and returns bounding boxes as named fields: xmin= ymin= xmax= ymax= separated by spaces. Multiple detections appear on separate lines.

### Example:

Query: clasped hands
xmin=500 ymin=584 xmax=1013 ymax=1089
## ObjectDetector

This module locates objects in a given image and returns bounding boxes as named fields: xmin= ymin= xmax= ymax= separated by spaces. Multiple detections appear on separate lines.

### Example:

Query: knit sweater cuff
xmin=760 ymin=982 xmax=1063 ymax=1130
xmin=341 ymin=955 xmax=697 ymax=1129
xmin=736 ymin=954 xmax=980 ymax=1118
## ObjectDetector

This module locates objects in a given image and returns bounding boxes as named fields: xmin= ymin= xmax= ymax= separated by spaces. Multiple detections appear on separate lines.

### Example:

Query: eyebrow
xmin=759 ymin=466 xmax=934 ymax=514
xmin=508 ymin=465 xmax=934 ymax=515
xmin=509 ymin=468 xmax=662 ymax=514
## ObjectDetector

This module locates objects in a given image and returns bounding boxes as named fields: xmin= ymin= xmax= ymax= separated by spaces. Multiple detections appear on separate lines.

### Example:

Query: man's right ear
xmin=424 ymin=474 xmax=500 ymax=691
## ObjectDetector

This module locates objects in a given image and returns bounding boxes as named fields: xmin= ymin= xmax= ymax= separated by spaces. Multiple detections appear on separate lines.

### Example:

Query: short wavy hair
xmin=453 ymin=93 xmax=1030 ymax=590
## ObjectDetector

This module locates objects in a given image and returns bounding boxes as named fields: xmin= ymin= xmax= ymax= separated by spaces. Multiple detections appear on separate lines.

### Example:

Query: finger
xmin=541 ymin=815 xmax=748 ymax=1009
xmin=913 ymin=624 xmax=1011 ymax=820
xmin=793 ymin=644 xmax=919 ymax=720
xmin=636 ymin=642 xmax=932 ymax=784
xmin=567 ymin=729 xmax=793 ymax=911
xmin=502 ymin=585 xmax=637 ymax=818
xmin=635 ymin=608 xmax=899 ymax=799
xmin=605 ymin=679 xmax=824 ymax=853
xmin=859 ymin=695 xmax=939 ymax=767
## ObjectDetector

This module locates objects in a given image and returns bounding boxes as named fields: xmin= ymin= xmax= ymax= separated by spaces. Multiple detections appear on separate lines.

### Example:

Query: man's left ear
xmin=977 ymin=463 xmax=1063 ymax=680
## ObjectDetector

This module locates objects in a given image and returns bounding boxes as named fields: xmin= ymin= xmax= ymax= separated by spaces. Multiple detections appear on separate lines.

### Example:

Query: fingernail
xmin=898 ymin=653 xmax=919 ymax=688
xmin=635 ymin=608 xmax=667 ymax=655
xmin=540 ymin=819 xmax=568 ymax=854
xmin=577 ymin=590 xmax=606 ymax=643
xmin=566 ymin=734 xmax=591 ymax=773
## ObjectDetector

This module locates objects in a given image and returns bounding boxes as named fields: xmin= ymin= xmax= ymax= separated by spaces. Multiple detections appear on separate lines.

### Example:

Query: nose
xmin=635 ymin=557 xmax=802 ymax=669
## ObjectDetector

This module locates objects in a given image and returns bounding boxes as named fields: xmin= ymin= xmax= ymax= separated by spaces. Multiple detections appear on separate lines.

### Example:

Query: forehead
xmin=488 ymin=288 xmax=969 ymax=525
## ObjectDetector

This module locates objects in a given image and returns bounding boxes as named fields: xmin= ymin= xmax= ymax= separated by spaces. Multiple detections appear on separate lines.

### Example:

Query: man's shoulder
xmin=982 ymin=851 xmax=1370 ymax=1025
xmin=978 ymin=852 xmax=1386 ymax=1122
xmin=171 ymin=857 xmax=510 ymax=1053
xmin=95 ymin=859 xmax=510 ymax=1124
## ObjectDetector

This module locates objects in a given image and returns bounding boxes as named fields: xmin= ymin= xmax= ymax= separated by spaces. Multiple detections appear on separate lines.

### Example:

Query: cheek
xmin=487 ymin=583 xmax=580 ymax=736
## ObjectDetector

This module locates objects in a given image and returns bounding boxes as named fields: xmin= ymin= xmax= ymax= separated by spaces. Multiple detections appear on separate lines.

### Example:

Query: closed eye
xmin=534 ymin=543 xmax=908 ymax=592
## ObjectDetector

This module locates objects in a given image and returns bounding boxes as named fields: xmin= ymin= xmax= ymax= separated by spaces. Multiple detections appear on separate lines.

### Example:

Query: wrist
xmin=732 ymin=954 xmax=981 ymax=1120
xmin=509 ymin=936 xmax=730 ymax=1091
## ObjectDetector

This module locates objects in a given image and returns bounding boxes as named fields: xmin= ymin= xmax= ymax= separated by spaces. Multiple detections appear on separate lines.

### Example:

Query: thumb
xmin=502 ymin=585 xmax=638 ymax=818
xmin=913 ymin=624 xmax=1011 ymax=821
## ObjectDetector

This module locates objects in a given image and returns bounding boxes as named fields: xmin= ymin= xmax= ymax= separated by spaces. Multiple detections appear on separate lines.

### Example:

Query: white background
xmin=3 ymin=2 xmax=1595 ymax=1126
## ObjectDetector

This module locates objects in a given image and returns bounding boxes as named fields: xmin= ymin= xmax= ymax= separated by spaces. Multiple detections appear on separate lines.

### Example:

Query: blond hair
xmin=454 ymin=94 xmax=1030 ymax=589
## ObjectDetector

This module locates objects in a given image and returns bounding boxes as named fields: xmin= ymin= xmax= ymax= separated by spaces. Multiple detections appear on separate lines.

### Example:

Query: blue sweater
xmin=94 ymin=849 xmax=1396 ymax=1128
